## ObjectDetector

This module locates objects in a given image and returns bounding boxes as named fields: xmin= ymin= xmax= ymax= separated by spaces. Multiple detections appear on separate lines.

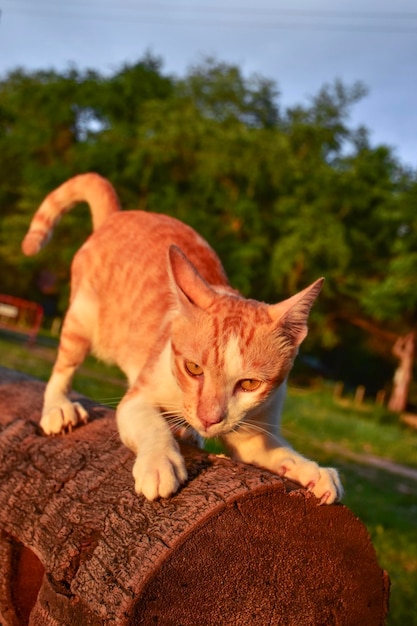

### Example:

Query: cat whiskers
xmin=95 ymin=396 xmax=123 ymax=408
xmin=163 ymin=412 xmax=194 ymax=437
xmin=84 ymin=395 xmax=124 ymax=410
xmin=237 ymin=418 xmax=275 ymax=439
xmin=157 ymin=404 xmax=200 ymax=441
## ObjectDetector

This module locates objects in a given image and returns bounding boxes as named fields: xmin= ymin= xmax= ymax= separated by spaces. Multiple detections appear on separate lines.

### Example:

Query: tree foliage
xmin=1 ymin=54 xmax=416 ymax=397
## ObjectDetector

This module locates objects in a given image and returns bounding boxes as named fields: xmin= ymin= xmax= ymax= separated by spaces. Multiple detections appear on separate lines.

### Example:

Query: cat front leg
xmin=222 ymin=430 xmax=343 ymax=505
xmin=266 ymin=445 xmax=342 ymax=505
xmin=117 ymin=393 xmax=188 ymax=500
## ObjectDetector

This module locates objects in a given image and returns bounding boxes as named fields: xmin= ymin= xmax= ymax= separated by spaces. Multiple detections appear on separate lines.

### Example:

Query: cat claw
xmin=318 ymin=491 xmax=332 ymax=506
xmin=132 ymin=448 xmax=188 ymax=500
xmin=309 ymin=472 xmax=343 ymax=505
xmin=40 ymin=401 xmax=89 ymax=435
xmin=271 ymin=450 xmax=342 ymax=504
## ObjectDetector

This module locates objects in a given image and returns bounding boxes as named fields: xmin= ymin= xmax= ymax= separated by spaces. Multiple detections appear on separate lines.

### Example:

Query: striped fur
xmin=22 ymin=173 xmax=342 ymax=503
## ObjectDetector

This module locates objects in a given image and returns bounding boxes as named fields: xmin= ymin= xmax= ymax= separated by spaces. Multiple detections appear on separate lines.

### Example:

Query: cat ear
xmin=268 ymin=278 xmax=324 ymax=347
xmin=168 ymin=245 xmax=216 ymax=311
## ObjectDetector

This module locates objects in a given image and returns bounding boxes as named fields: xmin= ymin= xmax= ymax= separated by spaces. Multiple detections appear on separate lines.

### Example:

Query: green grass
xmin=1 ymin=330 xmax=416 ymax=625
xmin=0 ymin=330 xmax=126 ymax=401
xmin=283 ymin=386 xmax=417 ymax=469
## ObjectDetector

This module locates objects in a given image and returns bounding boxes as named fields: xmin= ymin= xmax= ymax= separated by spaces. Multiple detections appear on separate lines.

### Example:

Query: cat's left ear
xmin=268 ymin=278 xmax=324 ymax=347
xmin=168 ymin=245 xmax=216 ymax=311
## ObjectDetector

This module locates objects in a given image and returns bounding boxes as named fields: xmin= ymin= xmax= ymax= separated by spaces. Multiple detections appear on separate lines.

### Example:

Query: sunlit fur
xmin=22 ymin=173 xmax=342 ymax=503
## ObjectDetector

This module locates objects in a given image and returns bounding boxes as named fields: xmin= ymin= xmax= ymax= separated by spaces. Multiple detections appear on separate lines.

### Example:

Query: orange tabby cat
xmin=22 ymin=173 xmax=342 ymax=503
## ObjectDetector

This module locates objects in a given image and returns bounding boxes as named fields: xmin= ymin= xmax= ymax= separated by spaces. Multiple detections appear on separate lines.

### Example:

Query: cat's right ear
xmin=268 ymin=278 xmax=324 ymax=347
xmin=168 ymin=245 xmax=216 ymax=311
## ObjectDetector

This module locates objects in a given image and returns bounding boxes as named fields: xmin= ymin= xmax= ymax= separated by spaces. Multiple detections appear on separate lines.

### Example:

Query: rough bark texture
xmin=0 ymin=367 xmax=389 ymax=626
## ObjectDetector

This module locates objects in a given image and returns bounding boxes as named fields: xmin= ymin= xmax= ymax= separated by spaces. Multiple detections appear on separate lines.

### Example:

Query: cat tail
xmin=21 ymin=172 xmax=121 ymax=256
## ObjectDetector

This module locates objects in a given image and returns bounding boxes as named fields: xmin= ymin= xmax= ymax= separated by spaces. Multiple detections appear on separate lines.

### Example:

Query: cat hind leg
xmin=40 ymin=295 xmax=94 ymax=435
xmin=41 ymin=390 xmax=89 ymax=435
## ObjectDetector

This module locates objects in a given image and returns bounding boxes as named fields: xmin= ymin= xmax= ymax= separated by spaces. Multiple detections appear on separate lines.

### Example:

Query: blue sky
xmin=1 ymin=0 xmax=417 ymax=168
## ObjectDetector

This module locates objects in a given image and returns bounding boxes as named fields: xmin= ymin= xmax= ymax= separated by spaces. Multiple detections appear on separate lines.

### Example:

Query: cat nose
xmin=199 ymin=412 xmax=224 ymax=430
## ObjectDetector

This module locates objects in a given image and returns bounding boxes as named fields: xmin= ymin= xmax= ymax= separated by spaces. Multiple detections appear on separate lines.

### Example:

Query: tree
xmin=388 ymin=333 xmax=415 ymax=412
xmin=355 ymin=172 xmax=417 ymax=410
xmin=179 ymin=56 xmax=280 ymax=128
xmin=0 ymin=56 xmax=175 ymax=299
xmin=1 ymin=56 xmax=416 ymax=406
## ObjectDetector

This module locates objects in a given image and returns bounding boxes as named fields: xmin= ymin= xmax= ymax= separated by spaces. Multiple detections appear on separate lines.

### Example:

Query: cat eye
xmin=239 ymin=379 xmax=261 ymax=392
xmin=185 ymin=361 xmax=204 ymax=377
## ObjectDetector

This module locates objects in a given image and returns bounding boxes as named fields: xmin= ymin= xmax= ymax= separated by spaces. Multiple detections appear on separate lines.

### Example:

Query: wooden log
xmin=0 ymin=367 xmax=389 ymax=626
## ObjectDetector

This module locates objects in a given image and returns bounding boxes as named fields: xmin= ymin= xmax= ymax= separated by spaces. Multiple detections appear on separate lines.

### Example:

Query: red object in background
xmin=0 ymin=294 xmax=43 ymax=343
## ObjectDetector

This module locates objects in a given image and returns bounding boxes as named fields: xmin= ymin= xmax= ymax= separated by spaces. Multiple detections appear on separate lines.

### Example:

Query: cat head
xmin=168 ymin=245 xmax=323 ymax=438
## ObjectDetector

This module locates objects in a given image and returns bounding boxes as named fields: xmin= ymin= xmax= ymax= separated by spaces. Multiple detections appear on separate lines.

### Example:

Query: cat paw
xmin=132 ymin=447 xmax=188 ymax=500
xmin=274 ymin=451 xmax=343 ymax=504
xmin=40 ymin=400 xmax=89 ymax=435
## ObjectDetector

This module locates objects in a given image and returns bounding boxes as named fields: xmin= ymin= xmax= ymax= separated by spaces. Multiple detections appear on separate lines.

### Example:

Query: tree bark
xmin=388 ymin=331 xmax=415 ymax=413
xmin=0 ymin=367 xmax=389 ymax=626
